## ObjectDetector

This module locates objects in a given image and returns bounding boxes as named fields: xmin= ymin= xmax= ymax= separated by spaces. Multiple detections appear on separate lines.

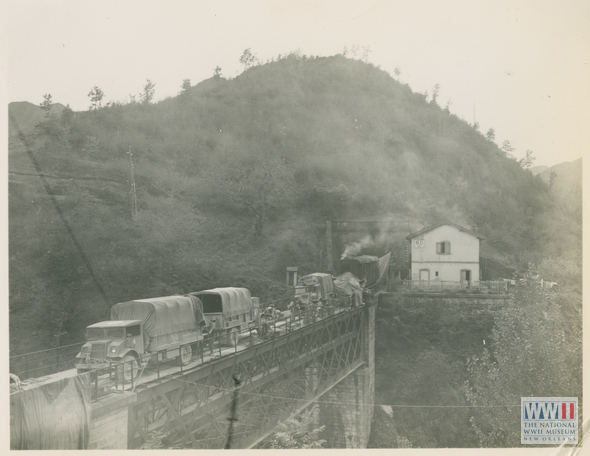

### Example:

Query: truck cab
xmin=76 ymin=320 xmax=143 ymax=373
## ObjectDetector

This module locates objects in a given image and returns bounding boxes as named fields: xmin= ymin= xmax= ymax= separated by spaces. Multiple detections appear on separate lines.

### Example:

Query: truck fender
xmin=119 ymin=349 xmax=140 ymax=363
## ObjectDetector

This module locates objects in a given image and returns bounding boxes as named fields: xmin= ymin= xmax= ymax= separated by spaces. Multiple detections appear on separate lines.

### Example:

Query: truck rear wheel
xmin=116 ymin=355 xmax=138 ymax=385
xmin=179 ymin=345 xmax=192 ymax=365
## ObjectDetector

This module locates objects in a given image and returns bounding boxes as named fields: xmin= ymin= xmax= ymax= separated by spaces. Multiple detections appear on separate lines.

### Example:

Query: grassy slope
xmin=8 ymin=55 xmax=579 ymax=355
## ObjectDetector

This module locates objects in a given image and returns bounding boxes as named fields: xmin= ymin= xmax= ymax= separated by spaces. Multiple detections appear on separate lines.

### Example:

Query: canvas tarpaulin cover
xmin=190 ymin=287 xmax=253 ymax=320
xmin=302 ymin=273 xmax=335 ymax=297
xmin=338 ymin=255 xmax=380 ymax=286
xmin=10 ymin=372 xmax=92 ymax=449
xmin=333 ymin=272 xmax=364 ymax=306
xmin=371 ymin=252 xmax=391 ymax=288
xmin=110 ymin=295 xmax=204 ymax=339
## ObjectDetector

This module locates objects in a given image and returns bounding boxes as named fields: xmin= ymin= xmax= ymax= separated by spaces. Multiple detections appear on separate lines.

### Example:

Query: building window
xmin=436 ymin=241 xmax=451 ymax=254
xmin=435 ymin=271 xmax=439 ymax=277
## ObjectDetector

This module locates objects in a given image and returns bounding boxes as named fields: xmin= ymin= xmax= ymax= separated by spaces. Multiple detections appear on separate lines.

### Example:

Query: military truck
xmin=337 ymin=255 xmax=380 ymax=287
xmin=76 ymin=295 xmax=205 ymax=382
xmin=295 ymin=273 xmax=335 ymax=305
xmin=189 ymin=287 xmax=256 ymax=345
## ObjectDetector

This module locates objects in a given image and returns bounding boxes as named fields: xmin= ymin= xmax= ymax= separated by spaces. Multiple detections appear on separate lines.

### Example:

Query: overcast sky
xmin=5 ymin=0 xmax=590 ymax=166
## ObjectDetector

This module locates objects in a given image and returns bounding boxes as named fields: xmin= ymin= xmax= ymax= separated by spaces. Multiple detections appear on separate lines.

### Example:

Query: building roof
xmin=406 ymin=222 xmax=486 ymax=240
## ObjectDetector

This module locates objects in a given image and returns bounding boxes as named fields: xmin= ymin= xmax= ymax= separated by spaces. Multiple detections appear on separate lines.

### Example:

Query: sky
xmin=4 ymin=0 xmax=590 ymax=166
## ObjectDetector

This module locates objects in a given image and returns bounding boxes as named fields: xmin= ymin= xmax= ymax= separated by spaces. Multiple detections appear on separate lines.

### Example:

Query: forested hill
xmin=8 ymin=54 xmax=580 ymax=353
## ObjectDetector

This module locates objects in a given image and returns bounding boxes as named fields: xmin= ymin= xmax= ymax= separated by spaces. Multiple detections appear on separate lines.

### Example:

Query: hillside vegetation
xmin=371 ymin=257 xmax=582 ymax=448
xmin=8 ymin=54 xmax=580 ymax=354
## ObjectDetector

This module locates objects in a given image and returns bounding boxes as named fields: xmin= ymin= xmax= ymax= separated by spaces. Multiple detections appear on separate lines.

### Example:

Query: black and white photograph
xmin=5 ymin=0 xmax=586 ymax=452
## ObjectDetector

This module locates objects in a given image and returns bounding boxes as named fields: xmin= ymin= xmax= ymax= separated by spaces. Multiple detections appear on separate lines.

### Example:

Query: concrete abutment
xmin=88 ymin=391 xmax=137 ymax=450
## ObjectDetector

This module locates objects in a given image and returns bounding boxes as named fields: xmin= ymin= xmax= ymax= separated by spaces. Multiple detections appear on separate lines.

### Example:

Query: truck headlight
xmin=110 ymin=347 xmax=117 ymax=353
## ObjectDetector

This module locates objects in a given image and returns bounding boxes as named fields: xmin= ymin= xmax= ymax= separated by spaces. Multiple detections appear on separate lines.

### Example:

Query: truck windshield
xmin=87 ymin=328 xmax=105 ymax=340
xmin=106 ymin=328 xmax=125 ymax=339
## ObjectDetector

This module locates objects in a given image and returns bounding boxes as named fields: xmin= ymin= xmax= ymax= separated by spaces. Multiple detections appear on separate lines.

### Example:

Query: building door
xmin=419 ymin=269 xmax=430 ymax=288
xmin=460 ymin=269 xmax=471 ymax=289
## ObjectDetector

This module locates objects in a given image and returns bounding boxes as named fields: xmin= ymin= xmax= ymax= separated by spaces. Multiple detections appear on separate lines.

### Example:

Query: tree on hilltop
xmin=239 ymin=48 xmax=258 ymax=70
xmin=140 ymin=79 xmax=156 ymax=104
xmin=361 ymin=45 xmax=371 ymax=63
xmin=40 ymin=93 xmax=53 ymax=114
xmin=518 ymin=149 xmax=535 ymax=169
xmin=88 ymin=86 xmax=104 ymax=110
xmin=501 ymin=140 xmax=515 ymax=159
xmin=180 ymin=79 xmax=191 ymax=94
xmin=431 ymin=84 xmax=440 ymax=106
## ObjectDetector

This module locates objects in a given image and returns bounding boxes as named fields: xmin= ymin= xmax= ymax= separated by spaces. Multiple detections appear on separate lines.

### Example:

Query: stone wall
xmin=379 ymin=292 xmax=511 ymax=310
xmin=88 ymin=392 xmax=137 ymax=450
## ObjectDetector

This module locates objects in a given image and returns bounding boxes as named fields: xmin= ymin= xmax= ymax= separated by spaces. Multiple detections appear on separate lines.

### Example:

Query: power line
xmin=163 ymin=376 xmax=522 ymax=409
xmin=9 ymin=113 xmax=110 ymax=306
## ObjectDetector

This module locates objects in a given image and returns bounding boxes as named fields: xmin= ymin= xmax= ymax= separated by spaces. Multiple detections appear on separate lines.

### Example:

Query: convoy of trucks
xmin=75 ymin=288 xmax=258 ymax=381
xmin=74 ymin=260 xmax=387 ymax=383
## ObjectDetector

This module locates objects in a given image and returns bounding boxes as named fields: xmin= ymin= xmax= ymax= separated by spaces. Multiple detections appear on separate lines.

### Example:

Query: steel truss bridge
xmin=10 ymin=302 xmax=374 ymax=449
xmin=128 ymin=305 xmax=368 ymax=449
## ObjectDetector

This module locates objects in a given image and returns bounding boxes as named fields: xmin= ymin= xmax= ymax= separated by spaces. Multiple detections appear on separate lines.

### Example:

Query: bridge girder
xmin=128 ymin=307 xmax=365 ymax=449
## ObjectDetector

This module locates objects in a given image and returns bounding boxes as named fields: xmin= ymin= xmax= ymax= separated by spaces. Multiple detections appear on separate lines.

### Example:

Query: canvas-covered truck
xmin=337 ymin=255 xmax=380 ymax=287
xmin=188 ymin=287 xmax=255 ymax=344
xmin=296 ymin=273 xmax=335 ymax=304
xmin=75 ymin=295 xmax=205 ymax=381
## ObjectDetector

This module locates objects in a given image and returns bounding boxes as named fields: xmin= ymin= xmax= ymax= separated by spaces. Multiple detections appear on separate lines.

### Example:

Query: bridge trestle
xmin=128 ymin=306 xmax=367 ymax=449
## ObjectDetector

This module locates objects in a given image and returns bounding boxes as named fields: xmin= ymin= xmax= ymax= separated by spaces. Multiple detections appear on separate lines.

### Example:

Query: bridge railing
xmin=9 ymin=342 xmax=84 ymax=381
xmin=400 ymin=279 xmax=509 ymax=293
xmin=10 ymin=294 xmax=360 ymax=401
xmin=92 ymin=297 xmax=359 ymax=400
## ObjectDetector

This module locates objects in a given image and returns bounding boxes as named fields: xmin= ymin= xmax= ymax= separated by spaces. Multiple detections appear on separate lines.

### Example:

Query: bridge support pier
xmin=316 ymin=303 xmax=375 ymax=448
xmin=88 ymin=392 xmax=137 ymax=449
xmin=318 ymin=364 xmax=373 ymax=447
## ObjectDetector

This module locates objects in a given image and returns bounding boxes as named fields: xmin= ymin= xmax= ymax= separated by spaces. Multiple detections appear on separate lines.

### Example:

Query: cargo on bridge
xmin=298 ymin=272 xmax=335 ymax=303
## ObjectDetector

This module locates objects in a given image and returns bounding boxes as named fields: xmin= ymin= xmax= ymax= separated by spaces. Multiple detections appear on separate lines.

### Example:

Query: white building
xmin=406 ymin=223 xmax=485 ymax=288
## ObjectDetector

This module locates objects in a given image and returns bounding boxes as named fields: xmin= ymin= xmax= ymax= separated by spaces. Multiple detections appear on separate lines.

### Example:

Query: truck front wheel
xmin=116 ymin=355 xmax=138 ymax=385
xmin=179 ymin=345 xmax=192 ymax=366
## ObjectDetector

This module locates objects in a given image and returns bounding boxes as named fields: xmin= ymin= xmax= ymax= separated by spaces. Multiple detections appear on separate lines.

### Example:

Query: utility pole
xmin=225 ymin=375 xmax=241 ymax=449
xmin=128 ymin=146 xmax=138 ymax=218
xmin=326 ymin=221 xmax=333 ymax=273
